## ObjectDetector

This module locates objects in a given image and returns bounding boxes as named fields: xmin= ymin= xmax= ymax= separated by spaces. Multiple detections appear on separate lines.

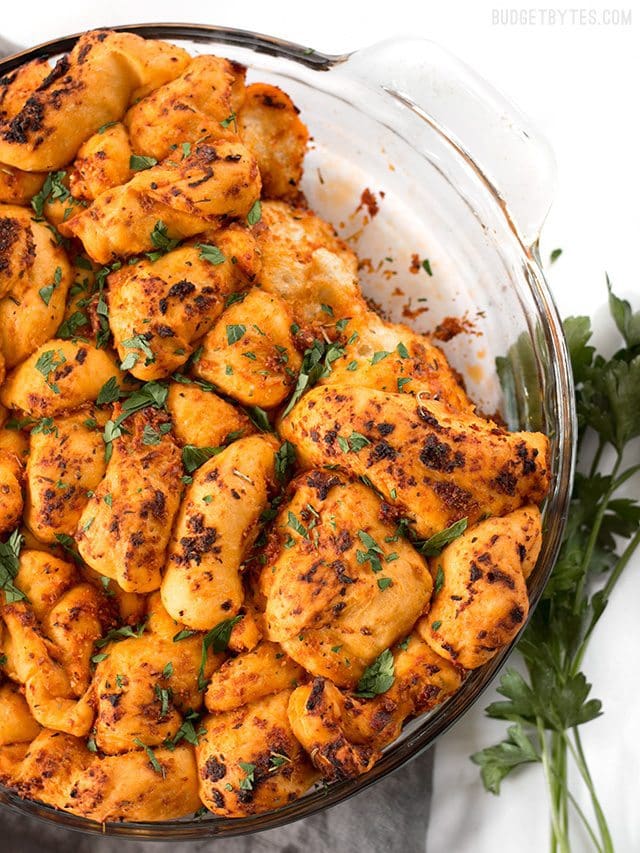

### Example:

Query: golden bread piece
xmin=261 ymin=471 xmax=433 ymax=687
xmin=197 ymin=690 xmax=318 ymax=816
xmin=280 ymin=386 xmax=550 ymax=538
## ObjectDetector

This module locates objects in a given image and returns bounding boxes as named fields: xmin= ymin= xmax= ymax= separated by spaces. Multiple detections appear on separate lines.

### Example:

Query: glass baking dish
xmin=0 ymin=22 xmax=576 ymax=840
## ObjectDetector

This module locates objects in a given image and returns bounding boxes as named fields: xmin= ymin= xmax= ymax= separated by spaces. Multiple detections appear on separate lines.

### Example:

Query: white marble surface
xmin=1 ymin=2 xmax=638 ymax=850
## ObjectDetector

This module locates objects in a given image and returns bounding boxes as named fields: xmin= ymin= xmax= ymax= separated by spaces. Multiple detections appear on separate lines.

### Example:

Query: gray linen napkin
xmin=0 ymin=33 xmax=434 ymax=853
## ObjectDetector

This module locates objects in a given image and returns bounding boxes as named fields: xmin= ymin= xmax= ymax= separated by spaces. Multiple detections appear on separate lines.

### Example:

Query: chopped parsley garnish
xmin=31 ymin=417 xmax=58 ymax=436
xmin=269 ymin=752 xmax=291 ymax=771
xmin=247 ymin=199 xmax=262 ymax=226
xmin=129 ymin=154 xmax=158 ymax=171
xmin=154 ymin=683 xmax=173 ymax=718
xmin=287 ymin=511 xmax=308 ymax=539
xmin=57 ymin=310 xmax=88 ymax=340
xmin=282 ymin=337 xmax=346 ymax=417
xmin=197 ymin=243 xmax=225 ymax=265
xmin=54 ymin=533 xmax=83 ymax=564
xmin=198 ymin=616 xmax=243 ymax=690
xmin=39 ymin=266 xmax=62 ymax=306
xmin=220 ymin=112 xmax=237 ymax=130
xmin=434 ymin=565 xmax=445 ymax=594
xmin=356 ymin=530 xmax=384 ymax=573
xmin=397 ymin=377 xmax=411 ymax=391
xmin=377 ymin=577 xmax=393 ymax=590
xmin=94 ymin=620 xmax=147 ymax=649
xmin=31 ymin=170 xmax=81 ymax=220
xmin=370 ymin=350 xmax=391 ymax=365
xmin=346 ymin=431 xmax=370 ymax=452
xmin=246 ymin=406 xmax=273 ymax=432
xmin=181 ymin=444 xmax=223 ymax=473
xmin=417 ymin=518 xmax=468 ymax=557
xmin=225 ymin=291 xmax=247 ymax=308
xmin=226 ymin=324 xmax=247 ymax=345
xmin=120 ymin=333 xmax=155 ymax=370
xmin=96 ymin=376 xmax=122 ymax=405
xmin=355 ymin=649 xmax=395 ymax=698
xmin=239 ymin=761 xmax=256 ymax=790
xmin=275 ymin=441 xmax=297 ymax=483
xmin=396 ymin=342 xmax=410 ymax=359
xmin=422 ymin=258 xmax=433 ymax=276
xmin=432 ymin=621 xmax=442 ymax=631
xmin=166 ymin=710 xmax=206 ymax=747
xmin=34 ymin=348 xmax=66 ymax=394
xmin=173 ymin=628 xmax=198 ymax=642
xmin=0 ymin=530 xmax=27 ymax=603
xmin=142 ymin=422 xmax=171 ymax=445
xmin=147 ymin=220 xmax=180 ymax=261
xmin=133 ymin=738 xmax=165 ymax=777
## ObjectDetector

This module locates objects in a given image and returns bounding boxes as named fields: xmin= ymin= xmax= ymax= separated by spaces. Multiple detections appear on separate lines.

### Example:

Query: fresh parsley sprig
xmin=471 ymin=280 xmax=640 ymax=853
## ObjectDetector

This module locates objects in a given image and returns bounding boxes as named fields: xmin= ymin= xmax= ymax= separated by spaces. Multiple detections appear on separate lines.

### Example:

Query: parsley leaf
xmin=471 ymin=723 xmax=540 ymax=794
xmin=198 ymin=616 xmax=243 ymax=689
xmin=96 ymin=376 xmax=122 ymax=405
xmin=39 ymin=266 xmax=62 ymax=306
xmin=282 ymin=337 xmax=346 ymax=417
xmin=247 ymin=199 xmax=262 ymax=226
xmin=239 ymin=761 xmax=256 ymax=790
xmin=220 ymin=112 xmax=237 ymax=129
xmin=57 ymin=310 xmax=89 ymax=340
xmin=120 ymin=333 xmax=155 ymax=370
xmin=246 ymin=406 xmax=273 ymax=432
xmin=417 ymin=518 xmax=468 ymax=557
xmin=147 ymin=220 xmax=180 ymax=260
xmin=356 ymin=530 xmax=384 ymax=573
xmin=130 ymin=154 xmax=158 ymax=171
xmin=226 ymin=324 xmax=247 ymax=345
xmin=133 ymin=738 xmax=165 ymax=777
xmin=94 ymin=621 xmax=147 ymax=649
xmin=197 ymin=243 xmax=225 ymax=265
xmin=354 ymin=649 xmax=395 ymax=698
xmin=0 ymin=530 xmax=27 ymax=603
xmin=34 ymin=349 xmax=66 ymax=394
xmin=181 ymin=445 xmax=223 ymax=473
xmin=275 ymin=440 xmax=297 ymax=483
xmin=287 ymin=511 xmax=308 ymax=539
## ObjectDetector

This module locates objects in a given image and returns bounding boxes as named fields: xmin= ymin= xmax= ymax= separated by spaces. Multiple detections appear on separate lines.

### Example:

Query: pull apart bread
xmin=0 ymin=29 xmax=550 ymax=821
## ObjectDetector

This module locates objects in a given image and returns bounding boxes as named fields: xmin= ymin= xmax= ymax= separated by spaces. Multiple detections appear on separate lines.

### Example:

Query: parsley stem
xmin=547 ymin=753 xmax=604 ymax=853
xmin=552 ymin=731 xmax=569 ymax=843
xmin=537 ymin=717 xmax=571 ymax=853
xmin=564 ymin=729 xmax=614 ymax=853
xmin=571 ymin=524 xmax=640 ymax=675
xmin=572 ymin=453 xmax=622 ymax=615
xmin=560 ymin=786 xmax=604 ymax=853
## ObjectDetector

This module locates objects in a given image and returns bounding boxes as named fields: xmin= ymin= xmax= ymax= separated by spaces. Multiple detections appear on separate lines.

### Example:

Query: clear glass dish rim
xmin=0 ymin=22 xmax=577 ymax=841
